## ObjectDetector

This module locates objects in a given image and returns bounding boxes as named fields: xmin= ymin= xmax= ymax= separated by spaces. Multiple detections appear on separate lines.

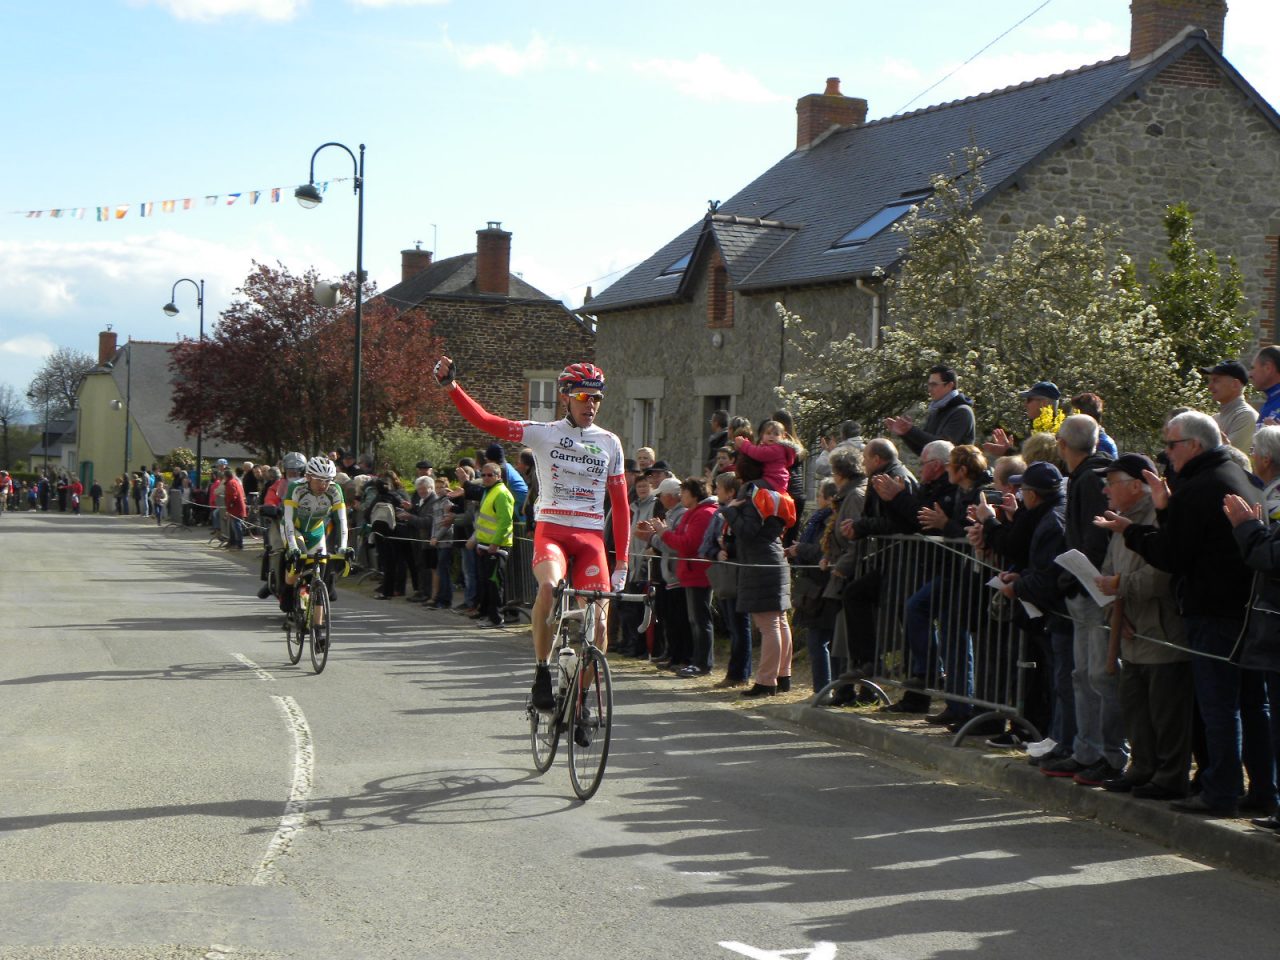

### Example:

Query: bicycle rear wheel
xmin=568 ymin=646 xmax=612 ymax=801
xmin=309 ymin=580 xmax=331 ymax=674
xmin=285 ymin=588 xmax=304 ymax=665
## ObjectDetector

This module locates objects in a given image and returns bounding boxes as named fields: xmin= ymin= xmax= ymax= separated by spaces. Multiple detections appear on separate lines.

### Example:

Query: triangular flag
xmin=73 ymin=208 xmax=85 ymax=219
xmin=205 ymin=195 xmax=217 ymax=206
xmin=50 ymin=209 xmax=61 ymax=219
xmin=183 ymin=198 xmax=193 ymax=210
xmin=97 ymin=207 xmax=108 ymax=221
xmin=26 ymin=211 xmax=40 ymax=219
xmin=271 ymin=188 xmax=281 ymax=203
xmin=320 ymin=180 xmax=330 ymax=194
xmin=226 ymin=193 xmax=240 ymax=206
xmin=162 ymin=200 xmax=175 ymax=214
xmin=249 ymin=191 xmax=260 ymax=205
xmin=114 ymin=204 xmax=129 ymax=219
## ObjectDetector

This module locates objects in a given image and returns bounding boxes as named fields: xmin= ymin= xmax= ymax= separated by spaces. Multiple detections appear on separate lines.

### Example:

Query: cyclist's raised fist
xmin=433 ymin=356 xmax=456 ymax=386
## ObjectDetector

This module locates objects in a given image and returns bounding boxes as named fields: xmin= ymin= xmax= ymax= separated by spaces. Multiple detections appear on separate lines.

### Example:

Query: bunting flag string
xmin=11 ymin=177 xmax=351 ymax=221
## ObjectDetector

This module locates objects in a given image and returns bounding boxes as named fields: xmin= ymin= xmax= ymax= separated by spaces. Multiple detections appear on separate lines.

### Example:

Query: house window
xmin=832 ymin=191 xmax=932 ymax=249
xmin=659 ymin=252 xmax=691 ymax=278
xmin=632 ymin=398 xmax=660 ymax=449
xmin=527 ymin=378 xmax=557 ymax=421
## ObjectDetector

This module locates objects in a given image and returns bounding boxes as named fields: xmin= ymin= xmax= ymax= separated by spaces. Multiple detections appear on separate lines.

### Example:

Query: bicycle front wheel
xmin=529 ymin=693 xmax=561 ymax=773
xmin=309 ymin=580 xmax=331 ymax=674
xmin=285 ymin=591 xmax=304 ymax=665
xmin=568 ymin=647 xmax=612 ymax=801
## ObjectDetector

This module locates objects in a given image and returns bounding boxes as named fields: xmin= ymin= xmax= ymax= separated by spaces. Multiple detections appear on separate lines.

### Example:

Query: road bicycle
xmin=528 ymin=580 xmax=653 ymax=801
xmin=284 ymin=554 xmax=347 ymax=673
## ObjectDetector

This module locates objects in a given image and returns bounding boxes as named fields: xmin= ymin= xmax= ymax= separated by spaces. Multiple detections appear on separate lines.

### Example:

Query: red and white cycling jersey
xmin=449 ymin=385 xmax=630 ymax=565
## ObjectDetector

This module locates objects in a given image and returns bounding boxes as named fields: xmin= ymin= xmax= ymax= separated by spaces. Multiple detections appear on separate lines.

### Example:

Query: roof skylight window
xmin=659 ymin=252 xmax=691 ymax=277
xmin=832 ymin=191 xmax=932 ymax=249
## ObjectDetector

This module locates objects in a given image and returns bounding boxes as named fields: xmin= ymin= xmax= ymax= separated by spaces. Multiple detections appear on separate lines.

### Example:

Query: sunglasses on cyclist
xmin=567 ymin=392 xmax=603 ymax=404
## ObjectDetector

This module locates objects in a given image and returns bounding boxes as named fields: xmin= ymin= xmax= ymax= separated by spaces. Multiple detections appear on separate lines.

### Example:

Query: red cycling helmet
xmin=557 ymin=362 xmax=605 ymax=394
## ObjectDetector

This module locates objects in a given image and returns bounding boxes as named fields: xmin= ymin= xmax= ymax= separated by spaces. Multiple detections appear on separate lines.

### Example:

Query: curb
xmin=778 ymin=702 xmax=1280 ymax=884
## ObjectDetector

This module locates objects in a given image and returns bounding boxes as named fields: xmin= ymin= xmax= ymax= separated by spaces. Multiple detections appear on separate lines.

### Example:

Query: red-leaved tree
xmin=169 ymin=262 xmax=445 ymax=462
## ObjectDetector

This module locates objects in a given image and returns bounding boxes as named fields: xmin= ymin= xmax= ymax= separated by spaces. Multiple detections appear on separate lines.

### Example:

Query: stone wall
xmin=594 ymin=271 xmax=872 ymax=474
xmin=406 ymin=298 xmax=595 ymax=457
xmin=981 ymin=67 xmax=1280 ymax=342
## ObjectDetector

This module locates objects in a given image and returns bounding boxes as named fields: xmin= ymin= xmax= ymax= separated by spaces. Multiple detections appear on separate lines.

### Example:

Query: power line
xmin=894 ymin=0 xmax=1056 ymax=115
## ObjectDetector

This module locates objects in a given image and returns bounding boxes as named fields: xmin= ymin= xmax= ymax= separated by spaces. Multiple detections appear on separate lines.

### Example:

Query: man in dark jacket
xmin=885 ymin=364 xmax=977 ymax=456
xmin=1099 ymin=411 xmax=1273 ymax=817
xmin=1040 ymin=415 xmax=1123 ymax=785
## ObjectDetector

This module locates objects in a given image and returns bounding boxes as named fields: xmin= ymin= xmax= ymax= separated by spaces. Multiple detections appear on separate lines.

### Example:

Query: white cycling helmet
xmin=305 ymin=455 xmax=337 ymax=480
xmin=282 ymin=451 xmax=307 ymax=473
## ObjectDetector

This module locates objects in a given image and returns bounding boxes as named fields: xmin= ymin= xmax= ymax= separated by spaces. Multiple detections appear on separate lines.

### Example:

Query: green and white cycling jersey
xmin=282 ymin=478 xmax=348 ymax=554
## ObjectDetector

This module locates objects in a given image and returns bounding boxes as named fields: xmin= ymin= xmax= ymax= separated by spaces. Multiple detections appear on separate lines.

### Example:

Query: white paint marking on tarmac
xmin=719 ymin=941 xmax=837 ymax=959
xmin=872 ymin=849 xmax=1020 ymax=870
xmin=252 ymin=695 xmax=314 ymax=886
xmin=855 ymin=813 xmax=1068 ymax=839
xmin=232 ymin=653 xmax=275 ymax=682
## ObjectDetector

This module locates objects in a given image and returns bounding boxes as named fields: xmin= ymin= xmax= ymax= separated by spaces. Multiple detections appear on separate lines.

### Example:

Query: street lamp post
xmin=297 ymin=142 xmax=365 ymax=459
xmin=163 ymin=278 xmax=205 ymax=488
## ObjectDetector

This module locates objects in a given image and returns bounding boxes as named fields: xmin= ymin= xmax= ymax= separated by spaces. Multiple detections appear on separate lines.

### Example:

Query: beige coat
xmin=1101 ymin=494 xmax=1188 ymax=664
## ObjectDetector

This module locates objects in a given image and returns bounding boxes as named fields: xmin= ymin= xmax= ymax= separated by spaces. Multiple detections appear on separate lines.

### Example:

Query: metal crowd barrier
xmin=825 ymin=533 xmax=1041 ymax=745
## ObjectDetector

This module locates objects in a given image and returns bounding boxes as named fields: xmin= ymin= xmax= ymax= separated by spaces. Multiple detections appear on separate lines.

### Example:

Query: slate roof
xmin=380 ymin=252 xmax=558 ymax=312
xmin=27 ymin=419 xmax=74 ymax=458
xmin=100 ymin=342 xmax=250 ymax=461
xmin=583 ymin=32 xmax=1280 ymax=314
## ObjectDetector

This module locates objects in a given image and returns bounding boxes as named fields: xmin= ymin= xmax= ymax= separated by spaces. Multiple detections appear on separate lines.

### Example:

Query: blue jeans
xmin=461 ymin=544 xmax=478 ymax=607
xmin=434 ymin=545 xmax=453 ymax=605
xmin=905 ymin=579 xmax=938 ymax=683
xmin=721 ymin=595 xmax=752 ymax=681
xmin=806 ymin=624 xmax=835 ymax=692
xmin=228 ymin=516 xmax=244 ymax=549
xmin=1183 ymin=615 xmax=1277 ymax=809
xmin=1066 ymin=593 xmax=1127 ymax=769
xmin=1048 ymin=624 xmax=1078 ymax=749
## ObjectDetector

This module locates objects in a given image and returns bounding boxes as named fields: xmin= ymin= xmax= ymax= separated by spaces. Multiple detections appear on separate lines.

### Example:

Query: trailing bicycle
xmin=528 ymin=579 xmax=653 ymax=801
xmin=283 ymin=553 xmax=348 ymax=673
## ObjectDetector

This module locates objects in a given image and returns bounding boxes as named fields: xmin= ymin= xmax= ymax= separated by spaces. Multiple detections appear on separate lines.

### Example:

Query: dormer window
xmin=832 ymin=191 xmax=932 ymax=249
xmin=659 ymin=252 xmax=691 ymax=277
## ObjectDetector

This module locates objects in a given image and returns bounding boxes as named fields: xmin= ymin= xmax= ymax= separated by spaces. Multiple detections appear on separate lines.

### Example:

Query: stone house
xmin=582 ymin=0 xmax=1280 ymax=476
xmin=377 ymin=223 xmax=595 ymax=457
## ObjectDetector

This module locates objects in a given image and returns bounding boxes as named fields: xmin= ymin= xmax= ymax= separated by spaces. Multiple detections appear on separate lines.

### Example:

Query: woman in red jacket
xmin=642 ymin=477 xmax=719 ymax=678
xmin=223 ymin=468 xmax=248 ymax=550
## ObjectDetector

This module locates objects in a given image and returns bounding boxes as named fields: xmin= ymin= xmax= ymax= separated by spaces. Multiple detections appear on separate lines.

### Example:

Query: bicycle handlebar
xmin=552 ymin=581 xmax=656 ymax=633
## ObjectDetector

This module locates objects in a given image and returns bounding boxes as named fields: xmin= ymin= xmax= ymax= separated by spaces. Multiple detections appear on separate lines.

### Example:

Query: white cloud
xmin=447 ymin=32 xmax=551 ymax=76
xmin=348 ymin=0 xmax=447 ymax=6
xmin=880 ymin=57 xmax=924 ymax=83
xmin=632 ymin=53 xmax=787 ymax=104
xmin=133 ymin=0 xmax=304 ymax=21
xmin=0 ymin=334 xmax=57 ymax=359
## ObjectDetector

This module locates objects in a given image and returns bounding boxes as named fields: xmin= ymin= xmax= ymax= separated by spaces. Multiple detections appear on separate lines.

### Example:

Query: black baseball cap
xmin=1198 ymin=360 xmax=1249 ymax=384
xmin=1095 ymin=453 xmax=1156 ymax=481
xmin=1008 ymin=461 xmax=1063 ymax=492
xmin=643 ymin=460 xmax=671 ymax=476
xmin=1019 ymin=381 xmax=1061 ymax=402
xmin=415 ymin=459 xmax=433 ymax=470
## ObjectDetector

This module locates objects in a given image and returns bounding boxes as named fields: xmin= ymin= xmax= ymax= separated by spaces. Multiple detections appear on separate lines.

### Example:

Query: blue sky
xmin=2 ymin=0 xmax=1278 ymax=410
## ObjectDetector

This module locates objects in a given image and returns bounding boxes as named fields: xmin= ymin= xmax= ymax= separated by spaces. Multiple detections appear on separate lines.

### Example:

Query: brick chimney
xmin=796 ymin=77 xmax=868 ymax=150
xmin=98 ymin=328 xmax=118 ymax=366
xmin=401 ymin=244 xmax=433 ymax=283
xmin=475 ymin=221 xmax=512 ymax=297
xmin=1130 ymin=0 xmax=1227 ymax=61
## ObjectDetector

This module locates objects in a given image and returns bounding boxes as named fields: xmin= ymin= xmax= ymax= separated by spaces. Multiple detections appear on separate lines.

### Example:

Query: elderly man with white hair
xmin=1097 ymin=411 xmax=1274 ymax=818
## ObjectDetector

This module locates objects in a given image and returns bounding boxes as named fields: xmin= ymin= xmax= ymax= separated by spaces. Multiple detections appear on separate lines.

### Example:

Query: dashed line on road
xmin=232 ymin=652 xmax=275 ymax=682
xmin=252 ymin=694 xmax=314 ymax=885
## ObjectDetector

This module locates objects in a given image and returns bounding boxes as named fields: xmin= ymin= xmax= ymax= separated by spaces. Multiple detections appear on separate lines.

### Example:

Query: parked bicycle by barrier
xmin=284 ymin=553 xmax=348 ymax=674
xmin=528 ymin=580 xmax=653 ymax=801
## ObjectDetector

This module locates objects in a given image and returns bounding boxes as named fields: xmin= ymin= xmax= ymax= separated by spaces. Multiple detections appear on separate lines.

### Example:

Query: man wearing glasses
xmin=434 ymin=356 xmax=630 ymax=710
xmin=884 ymin=364 xmax=976 ymax=456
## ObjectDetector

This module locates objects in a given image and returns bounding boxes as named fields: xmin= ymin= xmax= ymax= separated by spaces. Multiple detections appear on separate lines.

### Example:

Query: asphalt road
xmin=1 ymin=511 xmax=1276 ymax=960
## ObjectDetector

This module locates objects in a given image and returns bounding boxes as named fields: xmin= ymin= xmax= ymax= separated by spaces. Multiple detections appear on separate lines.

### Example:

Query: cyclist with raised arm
xmin=434 ymin=357 xmax=630 ymax=710
xmin=280 ymin=455 xmax=353 ymax=625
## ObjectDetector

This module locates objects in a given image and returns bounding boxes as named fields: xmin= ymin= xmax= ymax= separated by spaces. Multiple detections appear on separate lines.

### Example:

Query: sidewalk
xmin=772 ymin=700 xmax=1280 ymax=884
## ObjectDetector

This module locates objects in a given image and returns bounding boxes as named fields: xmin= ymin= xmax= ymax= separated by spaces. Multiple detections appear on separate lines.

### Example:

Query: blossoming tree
xmin=778 ymin=150 xmax=1203 ymax=452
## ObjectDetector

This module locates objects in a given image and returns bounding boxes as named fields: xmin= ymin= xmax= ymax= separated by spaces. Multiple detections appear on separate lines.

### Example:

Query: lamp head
xmin=313 ymin=281 xmax=341 ymax=308
xmin=163 ymin=302 xmax=179 ymax=317
xmin=295 ymin=183 xmax=323 ymax=209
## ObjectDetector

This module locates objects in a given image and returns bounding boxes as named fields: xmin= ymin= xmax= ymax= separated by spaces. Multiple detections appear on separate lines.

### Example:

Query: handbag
xmin=706 ymin=559 xmax=737 ymax=598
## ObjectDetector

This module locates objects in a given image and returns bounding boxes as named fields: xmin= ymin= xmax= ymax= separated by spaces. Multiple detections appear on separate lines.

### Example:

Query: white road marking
xmin=855 ymin=813 xmax=1069 ymax=839
xmin=232 ymin=653 xmax=275 ymax=682
xmin=720 ymin=942 xmax=837 ymax=959
xmin=872 ymin=850 xmax=1020 ymax=870
xmin=252 ymin=695 xmax=314 ymax=885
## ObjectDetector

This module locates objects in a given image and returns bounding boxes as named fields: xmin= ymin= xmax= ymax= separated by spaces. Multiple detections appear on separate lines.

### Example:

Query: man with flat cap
xmin=1201 ymin=360 xmax=1255 ymax=451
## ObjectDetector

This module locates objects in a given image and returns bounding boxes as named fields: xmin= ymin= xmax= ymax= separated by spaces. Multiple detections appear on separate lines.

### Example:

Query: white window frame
xmin=527 ymin=377 xmax=558 ymax=422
